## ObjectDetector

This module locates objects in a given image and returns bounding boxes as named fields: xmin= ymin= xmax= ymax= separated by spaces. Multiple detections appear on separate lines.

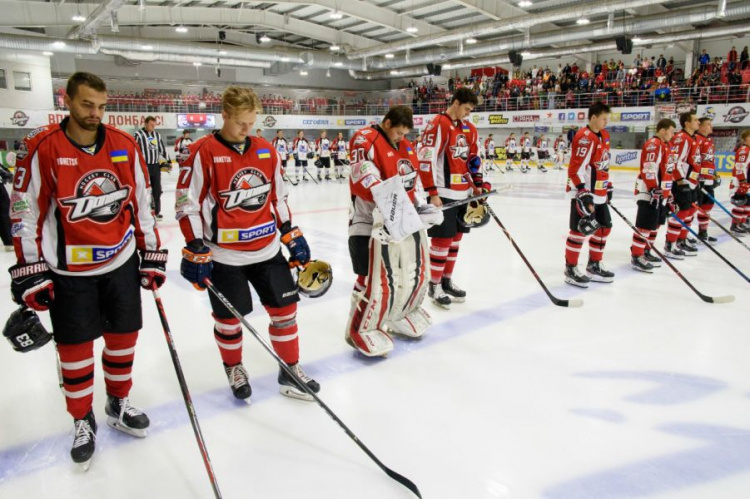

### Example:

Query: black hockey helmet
xmin=578 ymin=216 xmax=600 ymax=236
xmin=3 ymin=306 xmax=53 ymax=353
xmin=296 ymin=260 xmax=333 ymax=298
xmin=458 ymin=202 xmax=490 ymax=228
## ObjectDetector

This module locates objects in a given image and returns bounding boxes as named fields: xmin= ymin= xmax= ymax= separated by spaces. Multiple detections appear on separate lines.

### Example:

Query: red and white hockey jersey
xmin=634 ymin=136 xmax=674 ymax=202
xmin=417 ymin=113 xmax=478 ymax=200
xmin=331 ymin=137 xmax=349 ymax=160
xmin=315 ymin=137 xmax=331 ymax=158
xmin=566 ymin=126 xmax=611 ymax=205
xmin=292 ymin=137 xmax=311 ymax=157
xmin=348 ymin=125 xmax=419 ymax=237
xmin=176 ymin=133 xmax=291 ymax=265
xmin=10 ymin=118 xmax=160 ymax=276
xmin=484 ymin=137 xmax=495 ymax=156
xmin=731 ymin=145 xmax=750 ymax=192
xmin=694 ymin=133 xmax=716 ymax=185
xmin=669 ymin=130 xmax=701 ymax=189
xmin=506 ymin=137 xmax=517 ymax=153
xmin=271 ymin=136 xmax=289 ymax=160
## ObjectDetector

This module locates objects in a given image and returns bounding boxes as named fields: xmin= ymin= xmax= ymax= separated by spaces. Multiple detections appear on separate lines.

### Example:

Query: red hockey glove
xmin=9 ymin=262 xmax=54 ymax=311
xmin=139 ymin=249 xmax=168 ymax=290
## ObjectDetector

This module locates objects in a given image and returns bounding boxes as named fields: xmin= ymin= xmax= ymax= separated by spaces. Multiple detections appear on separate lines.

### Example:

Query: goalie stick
xmin=204 ymin=279 xmax=422 ymax=499
xmin=610 ymin=203 xmax=734 ymax=304
xmin=692 ymin=202 xmax=750 ymax=253
xmin=485 ymin=203 xmax=583 ymax=308
xmin=150 ymin=289 xmax=223 ymax=499
xmin=669 ymin=211 xmax=750 ymax=284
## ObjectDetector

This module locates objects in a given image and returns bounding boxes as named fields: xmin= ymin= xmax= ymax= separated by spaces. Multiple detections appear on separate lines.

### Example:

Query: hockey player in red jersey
xmin=8 ymin=72 xmax=166 ymax=469
xmin=730 ymin=130 xmax=750 ymax=235
xmin=176 ymin=86 xmax=320 ymax=403
xmin=417 ymin=88 xmax=489 ymax=308
xmin=667 ymin=112 xmax=701 ymax=257
xmin=630 ymin=119 xmax=676 ymax=272
xmin=564 ymin=102 xmax=614 ymax=287
xmin=345 ymin=106 xmax=442 ymax=356
xmin=694 ymin=118 xmax=718 ymax=244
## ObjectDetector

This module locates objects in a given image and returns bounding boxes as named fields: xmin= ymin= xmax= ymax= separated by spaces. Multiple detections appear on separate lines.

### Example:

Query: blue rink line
xmin=0 ymin=210 xmax=739 ymax=484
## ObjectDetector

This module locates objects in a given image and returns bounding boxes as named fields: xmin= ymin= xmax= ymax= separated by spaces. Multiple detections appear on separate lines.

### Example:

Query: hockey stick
xmin=150 ymin=289 xmax=223 ymax=499
xmin=610 ymin=203 xmax=734 ymax=304
xmin=700 ymin=186 xmax=735 ymax=219
xmin=669 ymin=211 xmax=750 ymax=284
xmin=302 ymin=166 xmax=319 ymax=184
xmin=438 ymin=189 xmax=501 ymax=211
xmin=283 ymin=173 xmax=299 ymax=186
xmin=692 ymin=202 xmax=750 ymax=253
xmin=485 ymin=204 xmax=583 ymax=308
xmin=203 ymin=279 xmax=422 ymax=499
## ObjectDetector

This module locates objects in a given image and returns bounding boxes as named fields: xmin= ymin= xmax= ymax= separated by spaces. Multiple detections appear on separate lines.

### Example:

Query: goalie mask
xmin=296 ymin=260 xmax=333 ymax=298
xmin=458 ymin=202 xmax=490 ymax=228
xmin=578 ymin=216 xmax=600 ymax=236
xmin=3 ymin=306 xmax=53 ymax=353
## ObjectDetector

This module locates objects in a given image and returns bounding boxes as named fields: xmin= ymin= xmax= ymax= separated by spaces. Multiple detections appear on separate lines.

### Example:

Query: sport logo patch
xmin=219 ymin=168 xmax=271 ymax=211
xmin=61 ymin=171 xmax=131 ymax=223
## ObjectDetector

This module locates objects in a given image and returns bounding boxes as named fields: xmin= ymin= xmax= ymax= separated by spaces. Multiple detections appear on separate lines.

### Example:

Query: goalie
xmin=345 ymin=106 xmax=443 ymax=357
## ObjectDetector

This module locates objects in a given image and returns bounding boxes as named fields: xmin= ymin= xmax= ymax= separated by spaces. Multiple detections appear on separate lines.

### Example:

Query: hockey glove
xmin=665 ymin=193 xmax=676 ymax=214
xmin=467 ymin=155 xmax=482 ymax=174
xmin=713 ymin=174 xmax=722 ymax=187
xmin=731 ymin=192 xmax=748 ymax=207
xmin=574 ymin=189 xmax=595 ymax=217
xmin=307 ymin=152 xmax=315 ymax=159
xmin=314 ymin=159 xmax=323 ymax=168
xmin=139 ymin=249 xmax=168 ymax=290
xmin=293 ymin=153 xmax=299 ymax=161
xmin=280 ymin=224 xmax=310 ymax=268
xmin=181 ymin=242 xmax=212 ymax=290
xmin=648 ymin=188 xmax=663 ymax=208
xmin=606 ymin=183 xmax=614 ymax=204
xmin=0 ymin=167 xmax=12 ymax=184
xmin=9 ymin=262 xmax=54 ymax=311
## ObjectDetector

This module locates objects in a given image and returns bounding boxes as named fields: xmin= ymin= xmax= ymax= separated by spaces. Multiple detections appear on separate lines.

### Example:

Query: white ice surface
xmin=0 ymin=168 xmax=748 ymax=499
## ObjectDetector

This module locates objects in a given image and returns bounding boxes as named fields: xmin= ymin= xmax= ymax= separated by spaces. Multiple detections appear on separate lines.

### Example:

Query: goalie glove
xmin=574 ymin=189 xmax=595 ymax=217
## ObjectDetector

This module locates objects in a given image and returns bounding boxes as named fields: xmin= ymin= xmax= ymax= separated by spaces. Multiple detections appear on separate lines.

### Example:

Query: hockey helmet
xmin=3 ymin=306 xmax=53 ymax=353
xmin=307 ymin=152 xmax=315 ymax=159
xmin=297 ymin=260 xmax=333 ymax=298
xmin=577 ymin=216 xmax=600 ymax=236
xmin=458 ymin=202 xmax=490 ymax=228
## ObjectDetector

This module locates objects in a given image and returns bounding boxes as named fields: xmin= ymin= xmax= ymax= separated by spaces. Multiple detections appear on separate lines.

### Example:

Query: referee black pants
xmin=0 ymin=184 xmax=11 ymax=245
xmin=147 ymin=163 xmax=162 ymax=216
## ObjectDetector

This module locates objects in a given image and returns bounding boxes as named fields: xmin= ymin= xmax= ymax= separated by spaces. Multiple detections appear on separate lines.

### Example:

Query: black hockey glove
xmin=181 ymin=240 xmax=212 ymax=290
xmin=574 ymin=188 xmax=595 ymax=217
xmin=139 ymin=249 xmax=168 ymax=290
xmin=0 ymin=167 xmax=12 ymax=184
xmin=606 ymin=183 xmax=614 ymax=204
xmin=9 ymin=262 xmax=54 ymax=311
xmin=280 ymin=223 xmax=310 ymax=268
xmin=649 ymin=188 xmax=663 ymax=208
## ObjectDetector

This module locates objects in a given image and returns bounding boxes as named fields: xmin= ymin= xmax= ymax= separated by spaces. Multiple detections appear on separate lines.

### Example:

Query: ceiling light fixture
xmin=175 ymin=26 xmax=188 ymax=33
xmin=259 ymin=34 xmax=271 ymax=43
xmin=576 ymin=18 xmax=590 ymax=25
xmin=141 ymin=44 xmax=153 ymax=51
xmin=300 ymin=70 xmax=308 ymax=76
xmin=518 ymin=1 xmax=533 ymax=7
xmin=385 ymin=53 xmax=395 ymax=59
xmin=390 ymin=70 xmax=399 ymax=75
xmin=52 ymin=41 xmax=66 ymax=48
xmin=334 ymin=61 xmax=343 ymax=67
xmin=193 ymin=62 xmax=202 ymax=66
xmin=330 ymin=44 xmax=340 ymax=51
xmin=72 ymin=14 xmax=86 ymax=22
xmin=406 ymin=26 xmax=418 ymax=33
xmin=330 ymin=10 xmax=343 ymax=19
xmin=632 ymin=37 xmax=643 ymax=43
xmin=465 ymin=37 xmax=477 ymax=44
xmin=43 ymin=51 xmax=54 ymax=56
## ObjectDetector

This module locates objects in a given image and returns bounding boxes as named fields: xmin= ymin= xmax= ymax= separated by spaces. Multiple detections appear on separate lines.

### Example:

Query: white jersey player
xmin=505 ymin=133 xmax=518 ymax=171
xmin=554 ymin=135 xmax=567 ymax=170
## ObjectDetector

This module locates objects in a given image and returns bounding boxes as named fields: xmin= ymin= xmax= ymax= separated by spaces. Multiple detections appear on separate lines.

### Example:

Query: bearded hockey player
xmin=345 ymin=105 xmax=442 ymax=356
xmin=417 ymin=88 xmax=490 ymax=308
xmin=176 ymin=86 xmax=320 ymax=402
xmin=667 ymin=112 xmax=701 ymax=257
xmin=630 ymin=118 xmax=676 ymax=272
xmin=564 ymin=102 xmax=614 ymax=287
xmin=8 ymin=72 xmax=166 ymax=469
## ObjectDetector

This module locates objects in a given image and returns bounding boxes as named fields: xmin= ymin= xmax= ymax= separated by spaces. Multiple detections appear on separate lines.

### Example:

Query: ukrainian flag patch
xmin=257 ymin=148 xmax=271 ymax=159
xmin=462 ymin=125 xmax=470 ymax=133
xmin=110 ymin=150 xmax=128 ymax=163
xmin=406 ymin=147 xmax=414 ymax=155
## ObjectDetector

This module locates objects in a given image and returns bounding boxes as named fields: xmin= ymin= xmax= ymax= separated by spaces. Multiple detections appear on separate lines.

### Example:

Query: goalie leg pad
xmin=388 ymin=307 xmax=431 ymax=338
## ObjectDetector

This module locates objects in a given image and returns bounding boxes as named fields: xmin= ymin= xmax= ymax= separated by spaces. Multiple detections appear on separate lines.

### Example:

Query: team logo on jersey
xmin=397 ymin=159 xmax=417 ymax=190
xmin=219 ymin=168 xmax=271 ymax=211
xmin=450 ymin=135 xmax=470 ymax=160
xmin=594 ymin=150 xmax=610 ymax=172
xmin=61 ymin=171 xmax=131 ymax=223
xmin=353 ymin=135 xmax=367 ymax=145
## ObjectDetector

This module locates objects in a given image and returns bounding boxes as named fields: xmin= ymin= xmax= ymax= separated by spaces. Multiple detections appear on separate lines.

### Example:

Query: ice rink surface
xmin=1 ymin=167 xmax=748 ymax=499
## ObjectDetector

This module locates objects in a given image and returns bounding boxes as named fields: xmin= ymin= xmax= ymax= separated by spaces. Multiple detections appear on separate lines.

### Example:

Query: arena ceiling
xmin=0 ymin=0 xmax=748 ymax=78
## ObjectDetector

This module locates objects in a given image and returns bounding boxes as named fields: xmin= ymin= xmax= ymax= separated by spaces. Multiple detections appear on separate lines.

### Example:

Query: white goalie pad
xmin=388 ymin=307 xmax=432 ymax=338
xmin=370 ymin=176 xmax=423 ymax=242
xmin=345 ymin=289 xmax=394 ymax=357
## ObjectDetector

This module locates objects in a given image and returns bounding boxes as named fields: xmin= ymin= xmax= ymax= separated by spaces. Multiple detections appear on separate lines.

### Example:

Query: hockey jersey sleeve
xmin=349 ymin=134 xmax=381 ymax=202
xmin=269 ymin=148 xmax=292 ymax=227
xmin=175 ymin=144 xmax=210 ymax=244
xmin=568 ymin=131 xmax=594 ymax=190
xmin=417 ymin=118 xmax=448 ymax=197
xmin=640 ymin=138 xmax=661 ymax=192
xmin=735 ymin=147 xmax=749 ymax=183
xmin=132 ymin=144 xmax=161 ymax=251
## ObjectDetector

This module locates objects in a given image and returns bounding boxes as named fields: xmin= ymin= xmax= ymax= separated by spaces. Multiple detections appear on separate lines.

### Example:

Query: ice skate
xmin=677 ymin=239 xmax=698 ymax=256
xmin=664 ymin=241 xmax=686 ymax=259
xmin=440 ymin=278 xmax=466 ymax=303
xmin=224 ymin=363 xmax=252 ymax=400
xmin=631 ymin=255 xmax=655 ymax=273
xmin=428 ymin=282 xmax=451 ymax=309
xmin=586 ymin=260 xmax=615 ymax=283
xmin=105 ymin=396 xmax=149 ymax=438
xmin=644 ymin=249 xmax=662 ymax=267
xmin=71 ymin=410 xmax=97 ymax=471
xmin=564 ymin=264 xmax=590 ymax=288
xmin=278 ymin=363 xmax=320 ymax=401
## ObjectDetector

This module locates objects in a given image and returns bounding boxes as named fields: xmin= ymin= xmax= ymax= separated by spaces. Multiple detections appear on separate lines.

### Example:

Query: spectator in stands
xmin=699 ymin=49 xmax=710 ymax=72
xmin=741 ymin=46 xmax=749 ymax=70
xmin=657 ymin=54 xmax=666 ymax=71
xmin=728 ymin=46 xmax=738 ymax=71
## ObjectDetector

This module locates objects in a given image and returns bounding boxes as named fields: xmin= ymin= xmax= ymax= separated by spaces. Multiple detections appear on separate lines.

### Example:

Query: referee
xmin=134 ymin=116 xmax=168 ymax=220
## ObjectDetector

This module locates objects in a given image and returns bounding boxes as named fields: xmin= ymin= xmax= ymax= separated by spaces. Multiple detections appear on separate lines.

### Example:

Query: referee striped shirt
xmin=134 ymin=128 xmax=168 ymax=165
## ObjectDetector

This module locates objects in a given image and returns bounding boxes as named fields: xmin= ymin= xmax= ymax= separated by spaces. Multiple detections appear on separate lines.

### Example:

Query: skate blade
xmin=447 ymin=296 xmax=466 ymax=303
xmin=631 ymin=265 xmax=654 ymax=274
xmin=587 ymin=274 xmax=614 ymax=283
xmin=681 ymin=252 xmax=698 ymax=257
xmin=76 ymin=459 xmax=93 ymax=472
xmin=107 ymin=417 xmax=148 ymax=438
xmin=430 ymin=300 xmax=451 ymax=310
xmin=564 ymin=277 xmax=589 ymax=289
xmin=279 ymin=385 xmax=314 ymax=401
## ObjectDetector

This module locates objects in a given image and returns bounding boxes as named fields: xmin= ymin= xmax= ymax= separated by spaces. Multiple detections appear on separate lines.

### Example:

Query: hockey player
xmin=729 ymin=130 xmax=750 ymax=235
xmin=520 ymin=132 xmax=532 ymax=173
xmin=346 ymin=105 xmax=442 ymax=356
xmin=331 ymin=131 xmax=349 ymax=180
xmin=505 ymin=133 xmax=518 ymax=171
xmin=417 ymin=88 xmax=489 ymax=308
xmin=553 ymin=134 xmax=567 ymax=170
xmin=564 ymin=102 xmax=614 ymax=287
xmin=292 ymin=130 xmax=312 ymax=182
xmin=484 ymin=134 xmax=497 ymax=171
xmin=174 ymin=129 xmax=193 ymax=153
xmin=667 ymin=112 xmax=701 ymax=257
xmin=694 ymin=118 xmax=718 ymax=244
xmin=630 ymin=118 xmax=677 ymax=272
xmin=536 ymin=134 xmax=549 ymax=172
xmin=315 ymin=130 xmax=332 ymax=180
xmin=8 ymin=72 xmax=166 ymax=468
xmin=272 ymin=129 xmax=289 ymax=177
xmin=176 ymin=86 xmax=320 ymax=403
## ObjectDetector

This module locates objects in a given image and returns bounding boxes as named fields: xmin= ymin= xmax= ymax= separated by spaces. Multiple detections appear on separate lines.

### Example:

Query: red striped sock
xmin=213 ymin=315 xmax=242 ymax=366
xmin=265 ymin=303 xmax=299 ymax=365
xmin=102 ymin=331 xmax=138 ymax=399
xmin=57 ymin=341 xmax=95 ymax=420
